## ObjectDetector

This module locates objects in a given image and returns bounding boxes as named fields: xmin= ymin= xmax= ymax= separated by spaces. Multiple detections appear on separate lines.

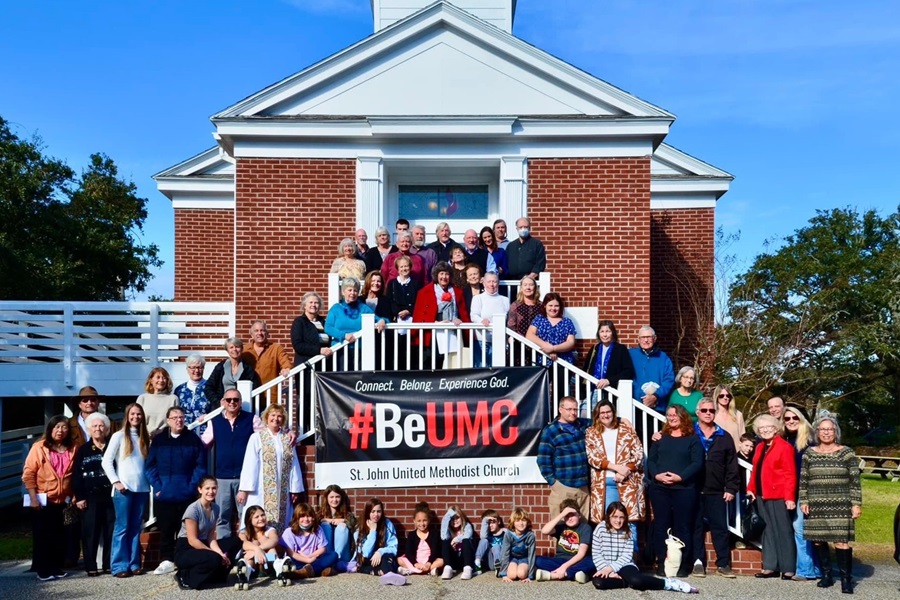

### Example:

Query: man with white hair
xmin=426 ymin=222 xmax=459 ymax=263
xmin=628 ymin=326 xmax=675 ymax=412
xmin=410 ymin=224 xmax=437 ymax=282
xmin=469 ymin=272 xmax=509 ymax=367
xmin=354 ymin=228 xmax=369 ymax=261
xmin=462 ymin=229 xmax=488 ymax=273
xmin=381 ymin=231 xmax=426 ymax=286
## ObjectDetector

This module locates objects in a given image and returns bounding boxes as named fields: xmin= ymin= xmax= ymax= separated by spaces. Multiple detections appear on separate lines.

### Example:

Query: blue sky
xmin=2 ymin=0 xmax=898 ymax=300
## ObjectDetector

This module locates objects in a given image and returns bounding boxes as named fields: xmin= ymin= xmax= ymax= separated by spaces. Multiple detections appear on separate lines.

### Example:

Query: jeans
xmin=535 ymin=554 xmax=595 ymax=579
xmin=474 ymin=339 xmax=493 ymax=368
xmin=291 ymin=550 xmax=338 ymax=575
xmin=319 ymin=521 xmax=353 ymax=563
xmin=605 ymin=477 xmax=638 ymax=546
xmin=792 ymin=508 xmax=821 ymax=578
xmin=110 ymin=489 xmax=149 ymax=575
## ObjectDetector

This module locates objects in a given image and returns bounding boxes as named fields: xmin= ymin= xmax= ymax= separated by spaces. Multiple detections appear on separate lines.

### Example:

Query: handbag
xmin=741 ymin=498 xmax=765 ymax=541
xmin=63 ymin=501 xmax=81 ymax=526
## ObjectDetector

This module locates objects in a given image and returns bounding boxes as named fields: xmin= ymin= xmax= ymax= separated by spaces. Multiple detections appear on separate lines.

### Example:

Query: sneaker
xmin=398 ymin=567 xmax=412 ymax=576
xmin=717 ymin=567 xmax=737 ymax=579
xmin=430 ymin=567 xmax=439 ymax=576
xmin=666 ymin=578 xmax=699 ymax=594
xmin=692 ymin=562 xmax=706 ymax=578
xmin=535 ymin=569 xmax=551 ymax=581
xmin=175 ymin=573 xmax=192 ymax=590
xmin=461 ymin=566 xmax=474 ymax=580
xmin=379 ymin=572 xmax=407 ymax=586
xmin=54 ymin=572 xmax=69 ymax=579
xmin=441 ymin=566 xmax=454 ymax=580
xmin=153 ymin=560 xmax=176 ymax=575
xmin=37 ymin=574 xmax=56 ymax=582
xmin=575 ymin=571 xmax=589 ymax=584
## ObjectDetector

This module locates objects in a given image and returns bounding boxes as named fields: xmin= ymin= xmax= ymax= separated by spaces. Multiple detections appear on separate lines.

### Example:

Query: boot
xmin=815 ymin=544 xmax=833 ymax=588
xmin=835 ymin=547 xmax=853 ymax=594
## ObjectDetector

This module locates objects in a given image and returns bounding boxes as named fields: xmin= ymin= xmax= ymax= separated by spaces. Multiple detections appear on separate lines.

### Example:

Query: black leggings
xmin=442 ymin=538 xmax=475 ymax=570
xmin=592 ymin=565 xmax=665 ymax=591
xmin=175 ymin=536 xmax=242 ymax=590
xmin=358 ymin=554 xmax=398 ymax=575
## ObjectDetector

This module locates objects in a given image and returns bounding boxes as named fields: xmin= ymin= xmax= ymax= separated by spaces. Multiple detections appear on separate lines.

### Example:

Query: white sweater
xmin=470 ymin=292 xmax=510 ymax=341
xmin=101 ymin=429 xmax=150 ymax=492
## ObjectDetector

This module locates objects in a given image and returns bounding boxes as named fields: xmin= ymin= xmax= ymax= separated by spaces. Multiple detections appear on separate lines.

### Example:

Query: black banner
xmin=314 ymin=367 xmax=549 ymax=488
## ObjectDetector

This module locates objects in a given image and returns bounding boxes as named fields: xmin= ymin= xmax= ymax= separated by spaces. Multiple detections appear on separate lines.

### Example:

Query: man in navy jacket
xmin=145 ymin=406 xmax=206 ymax=575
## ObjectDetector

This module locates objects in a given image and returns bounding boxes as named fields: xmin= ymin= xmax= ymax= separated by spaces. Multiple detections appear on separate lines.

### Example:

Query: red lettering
xmin=457 ymin=401 xmax=490 ymax=446
xmin=491 ymin=399 xmax=517 ymax=445
xmin=425 ymin=402 xmax=454 ymax=448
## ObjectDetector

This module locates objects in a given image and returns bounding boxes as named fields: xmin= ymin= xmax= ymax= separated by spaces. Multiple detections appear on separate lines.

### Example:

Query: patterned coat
xmin=585 ymin=422 xmax=645 ymax=523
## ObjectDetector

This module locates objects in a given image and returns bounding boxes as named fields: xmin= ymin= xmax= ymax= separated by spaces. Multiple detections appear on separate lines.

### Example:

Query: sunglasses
xmin=223 ymin=397 xmax=241 ymax=404
xmin=717 ymin=393 xmax=732 ymax=399
xmin=697 ymin=408 xmax=715 ymax=414
xmin=783 ymin=415 xmax=800 ymax=422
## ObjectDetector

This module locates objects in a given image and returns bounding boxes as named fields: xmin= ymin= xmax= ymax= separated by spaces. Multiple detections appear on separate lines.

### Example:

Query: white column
xmin=499 ymin=156 xmax=527 ymax=226
xmin=356 ymin=157 xmax=383 ymax=239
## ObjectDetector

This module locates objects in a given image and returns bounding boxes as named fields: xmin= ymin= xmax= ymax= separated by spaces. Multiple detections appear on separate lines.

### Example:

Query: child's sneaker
xmin=430 ymin=567 xmax=440 ymax=576
xmin=665 ymin=578 xmax=699 ymax=594
xmin=535 ymin=569 xmax=551 ymax=581
xmin=575 ymin=571 xmax=588 ymax=583
xmin=461 ymin=566 xmax=474 ymax=580
xmin=398 ymin=567 xmax=412 ymax=576
xmin=441 ymin=566 xmax=455 ymax=580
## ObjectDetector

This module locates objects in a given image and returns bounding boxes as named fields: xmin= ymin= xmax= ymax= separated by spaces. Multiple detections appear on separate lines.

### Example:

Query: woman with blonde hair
xmin=782 ymin=405 xmax=819 ymax=581
xmin=137 ymin=367 xmax=178 ymax=437
xmin=237 ymin=404 xmax=304 ymax=533
xmin=330 ymin=238 xmax=367 ymax=280
xmin=712 ymin=384 xmax=745 ymax=450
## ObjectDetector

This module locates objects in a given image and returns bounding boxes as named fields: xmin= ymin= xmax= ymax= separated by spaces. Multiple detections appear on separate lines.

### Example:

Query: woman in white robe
xmin=237 ymin=404 xmax=303 ymax=533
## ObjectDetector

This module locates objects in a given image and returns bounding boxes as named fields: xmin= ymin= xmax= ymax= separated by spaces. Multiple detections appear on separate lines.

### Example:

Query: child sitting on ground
xmin=475 ymin=509 xmax=506 ymax=574
xmin=238 ymin=505 xmax=289 ymax=580
xmin=440 ymin=505 xmax=476 ymax=580
xmin=397 ymin=501 xmax=444 ymax=576
xmin=498 ymin=507 xmax=536 ymax=582
xmin=534 ymin=499 xmax=595 ymax=583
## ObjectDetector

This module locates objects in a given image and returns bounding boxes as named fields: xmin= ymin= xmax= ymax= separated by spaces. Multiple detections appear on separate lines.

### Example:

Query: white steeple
xmin=371 ymin=0 xmax=517 ymax=34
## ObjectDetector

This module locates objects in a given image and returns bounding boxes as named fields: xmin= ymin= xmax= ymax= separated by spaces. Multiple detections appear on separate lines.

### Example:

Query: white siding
xmin=375 ymin=0 xmax=514 ymax=33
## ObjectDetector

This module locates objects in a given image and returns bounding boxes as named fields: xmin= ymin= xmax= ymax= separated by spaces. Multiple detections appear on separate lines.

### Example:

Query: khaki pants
xmin=548 ymin=481 xmax=590 ymax=521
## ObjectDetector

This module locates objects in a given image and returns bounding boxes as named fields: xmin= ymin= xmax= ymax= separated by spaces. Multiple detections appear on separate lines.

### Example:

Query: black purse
xmin=741 ymin=498 xmax=765 ymax=541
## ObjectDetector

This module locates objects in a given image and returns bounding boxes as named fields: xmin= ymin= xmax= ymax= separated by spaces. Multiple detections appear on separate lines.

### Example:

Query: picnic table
xmin=857 ymin=455 xmax=900 ymax=481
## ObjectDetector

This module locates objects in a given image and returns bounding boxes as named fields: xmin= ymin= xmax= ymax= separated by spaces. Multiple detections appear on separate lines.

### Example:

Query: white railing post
xmin=63 ymin=304 xmax=74 ymax=387
xmin=616 ymin=379 xmax=635 ymax=424
xmin=491 ymin=314 xmax=506 ymax=367
xmin=149 ymin=303 xmax=160 ymax=367
xmin=238 ymin=379 xmax=254 ymax=413
xmin=360 ymin=313 xmax=375 ymax=371
xmin=327 ymin=273 xmax=340 ymax=309
xmin=537 ymin=271 xmax=551 ymax=300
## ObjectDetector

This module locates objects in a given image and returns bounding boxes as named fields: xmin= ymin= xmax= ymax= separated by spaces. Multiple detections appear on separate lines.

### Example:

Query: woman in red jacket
xmin=412 ymin=261 xmax=470 ymax=369
xmin=747 ymin=414 xmax=797 ymax=579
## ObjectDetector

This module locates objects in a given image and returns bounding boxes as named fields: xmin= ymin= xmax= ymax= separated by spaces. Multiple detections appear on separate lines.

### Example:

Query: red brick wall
xmin=649 ymin=209 xmax=715 ymax=376
xmin=528 ymin=158 xmax=652 ymax=350
xmin=234 ymin=159 xmax=356 ymax=352
xmin=174 ymin=208 xmax=234 ymax=301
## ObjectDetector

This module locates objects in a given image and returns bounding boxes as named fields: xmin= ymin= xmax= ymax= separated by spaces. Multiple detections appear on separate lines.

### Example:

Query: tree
xmin=717 ymin=206 xmax=900 ymax=441
xmin=0 ymin=116 xmax=161 ymax=300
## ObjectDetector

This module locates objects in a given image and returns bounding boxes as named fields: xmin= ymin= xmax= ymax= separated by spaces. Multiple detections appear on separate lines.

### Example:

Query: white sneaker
xmin=575 ymin=571 xmax=588 ymax=583
xmin=272 ymin=557 xmax=292 ymax=575
xmin=441 ymin=566 xmax=454 ymax=580
xmin=666 ymin=578 xmax=699 ymax=594
xmin=430 ymin=567 xmax=440 ymax=576
xmin=153 ymin=560 xmax=175 ymax=575
xmin=461 ymin=566 xmax=474 ymax=580
xmin=535 ymin=569 xmax=551 ymax=581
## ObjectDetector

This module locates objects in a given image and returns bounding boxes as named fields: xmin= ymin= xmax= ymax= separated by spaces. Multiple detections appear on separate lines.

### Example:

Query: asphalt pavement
xmin=2 ymin=558 xmax=899 ymax=600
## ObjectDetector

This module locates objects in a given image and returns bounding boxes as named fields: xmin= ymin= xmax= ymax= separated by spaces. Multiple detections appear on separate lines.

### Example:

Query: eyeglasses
xmin=187 ymin=366 xmax=204 ymax=371
xmin=758 ymin=425 xmax=777 ymax=432
xmin=167 ymin=416 xmax=185 ymax=421
xmin=783 ymin=415 xmax=800 ymax=422
xmin=717 ymin=393 xmax=732 ymax=399
xmin=697 ymin=408 xmax=715 ymax=414
xmin=817 ymin=427 xmax=835 ymax=433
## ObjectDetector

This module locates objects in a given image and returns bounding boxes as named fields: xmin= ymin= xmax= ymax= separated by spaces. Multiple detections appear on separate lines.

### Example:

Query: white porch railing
xmin=327 ymin=272 xmax=552 ymax=307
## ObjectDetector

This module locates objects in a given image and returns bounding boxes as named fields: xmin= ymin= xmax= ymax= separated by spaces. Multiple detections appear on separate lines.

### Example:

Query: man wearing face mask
xmin=506 ymin=217 xmax=546 ymax=281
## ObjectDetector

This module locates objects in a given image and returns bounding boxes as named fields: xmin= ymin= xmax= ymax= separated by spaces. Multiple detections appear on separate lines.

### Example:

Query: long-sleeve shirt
xmin=242 ymin=341 xmax=292 ymax=385
xmin=498 ymin=529 xmax=535 ymax=578
xmin=646 ymin=434 xmax=704 ymax=489
xmin=101 ymin=429 xmax=150 ymax=492
xmin=356 ymin=519 xmax=399 ymax=558
xmin=537 ymin=418 xmax=591 ymax=488
xmin=591 ymin=525 xmax=634 ymax=573
xmin=469 ymin=292 xmax=509 ymax=342
xmin=441 ymin=510 xmax=474 ymax=542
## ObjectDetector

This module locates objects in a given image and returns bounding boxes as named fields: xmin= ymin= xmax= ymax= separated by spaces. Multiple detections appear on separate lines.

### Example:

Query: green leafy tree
xmin=717 ymin=206 xmax=900 ymax=441
xmin=0 ymin=116 xmax=161 ymax=300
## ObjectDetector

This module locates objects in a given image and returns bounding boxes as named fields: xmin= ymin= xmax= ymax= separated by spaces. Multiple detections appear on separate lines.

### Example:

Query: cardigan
xmin=582 ymin=342 xmax=636 ymax=389
xmin=747 ymin=435 xmax=797 ymax=501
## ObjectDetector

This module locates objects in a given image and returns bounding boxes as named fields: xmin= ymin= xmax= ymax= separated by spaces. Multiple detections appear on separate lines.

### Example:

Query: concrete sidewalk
xmin=1 ymin=560 xmax=898 ymax=600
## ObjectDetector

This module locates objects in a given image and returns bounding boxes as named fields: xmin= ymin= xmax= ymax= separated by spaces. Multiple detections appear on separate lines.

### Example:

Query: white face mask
xmin=517 ymin=228 xmax=530 ymax=238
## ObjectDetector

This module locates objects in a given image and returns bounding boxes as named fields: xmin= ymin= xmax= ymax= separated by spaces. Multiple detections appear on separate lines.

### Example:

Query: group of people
xmin=538 ymin=392 xmax=863 ymax=593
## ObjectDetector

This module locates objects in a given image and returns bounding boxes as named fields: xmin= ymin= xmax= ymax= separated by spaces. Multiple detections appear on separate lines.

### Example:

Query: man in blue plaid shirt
xmin=537 ymin=396 xmax=591 ymax=521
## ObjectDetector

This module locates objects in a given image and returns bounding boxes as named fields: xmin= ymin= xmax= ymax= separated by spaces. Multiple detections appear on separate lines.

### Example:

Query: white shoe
xmin=666 ymin=578 xmax=699 ymax=594
xmin=441 ymin=566 xmax=454 ymax=580
xmin=430 ymin=567 xmax=440 ymax=576
xmin=535 ymin=569 xmax=551 ymax=581
xmin=575 ymin=571 xmax=588 ymax=583
xmin=272 ymin=557 xmax=292 ymax=575
xmin=153 ymin=560 xmax=175 ymax=575
xmin=461 ymin=566 xmax=474 ymax=580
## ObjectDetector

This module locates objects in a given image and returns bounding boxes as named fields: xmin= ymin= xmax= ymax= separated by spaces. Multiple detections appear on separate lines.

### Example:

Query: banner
xmin=315 ymin=367 xmax=549 ymax=489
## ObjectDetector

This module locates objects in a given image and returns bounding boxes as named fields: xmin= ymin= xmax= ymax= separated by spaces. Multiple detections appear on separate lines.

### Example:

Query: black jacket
xmin=388 ymin=278 xmax=420 ymax=321
xmin=697 ymin=427 xmax=740 ymax=496
xmin=582 ymin=342 xmax=636 ymax=389
xmin=364 ymin=245 xmax=397 ymax=274
xmin=205 ymin=360 xmax=261 ymax=404
xmin=290 ymin=314 xmax=330 ymax=367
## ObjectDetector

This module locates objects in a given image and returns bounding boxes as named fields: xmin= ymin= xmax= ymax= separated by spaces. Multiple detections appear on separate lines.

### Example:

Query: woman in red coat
xmin=412 ymin=261 xmax=470 ymax=369
xmin=747 ymin=414 xmax=797 ymax=579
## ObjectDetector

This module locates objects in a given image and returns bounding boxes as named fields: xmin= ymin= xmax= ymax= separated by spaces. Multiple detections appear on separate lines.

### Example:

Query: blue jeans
xmin=291 ymin=549 xmax=338 ymax=575
xmin=535 ymin=554 xmax=595 ymax=579
xmin=792 ymin=508 xmax=820 ymax=578
xmin=319 ymin=521 xmax=353 ymax=563
xmin=474 ymin=339 xmax=493 ymax=368
xmin=605 ymin=477 xmax=638 ymax=547
xmin=111 ymin=489 xmax=148 ymax=575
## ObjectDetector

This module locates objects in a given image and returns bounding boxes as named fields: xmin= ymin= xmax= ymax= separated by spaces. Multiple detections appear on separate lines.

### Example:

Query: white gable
xmin=373 ymin=0 xmax=516 ymax=34
xmin=270 ymin=29 xmax=610 ymax=116
xmin=215 ymin=1 xmax=670 ymax=121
